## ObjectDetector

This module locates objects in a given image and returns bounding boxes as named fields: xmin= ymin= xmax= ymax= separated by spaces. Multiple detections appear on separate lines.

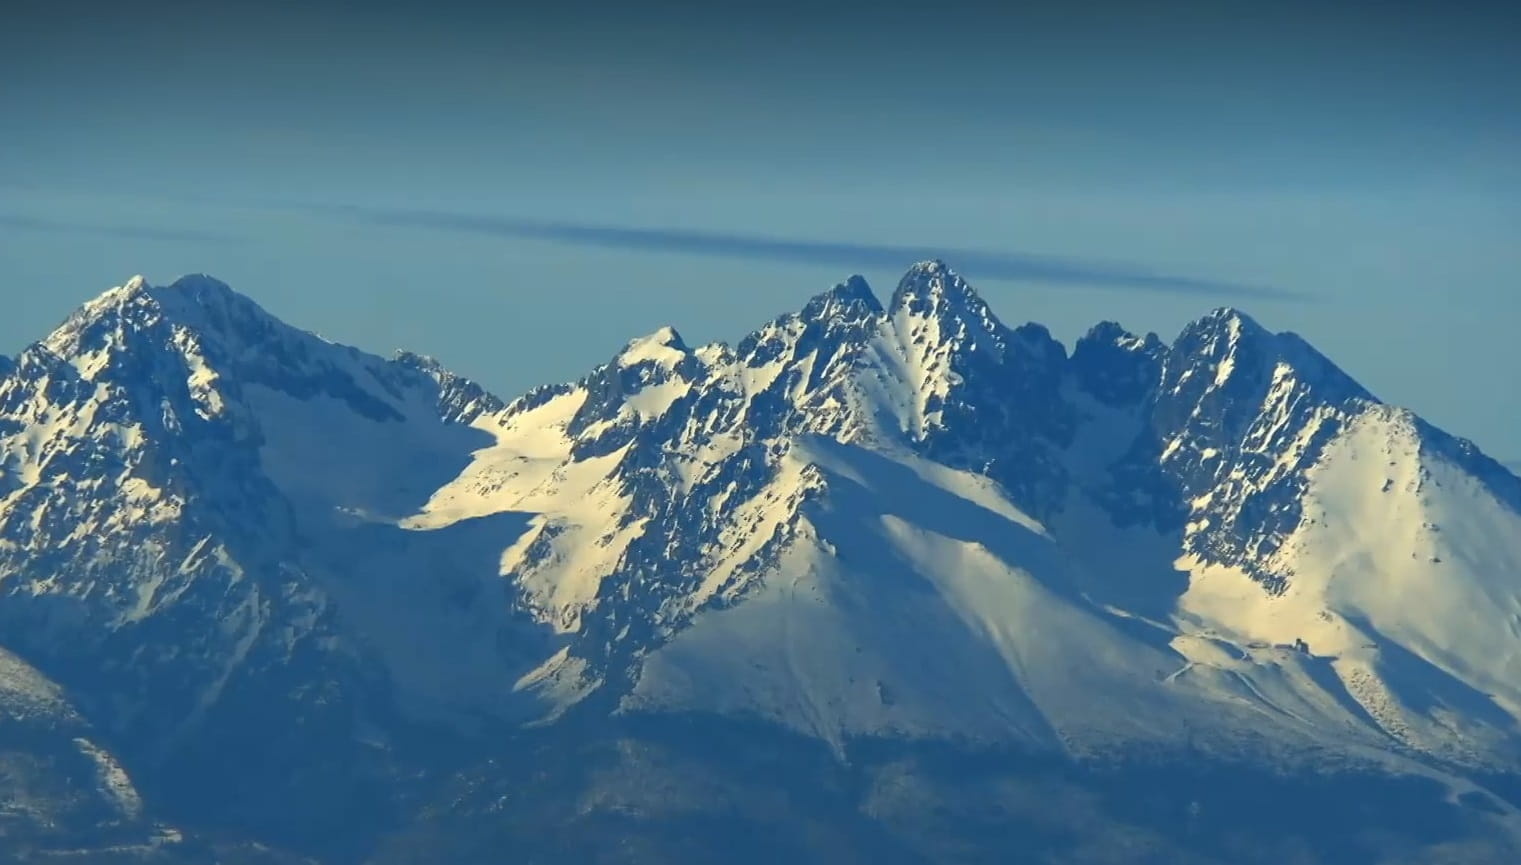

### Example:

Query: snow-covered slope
xmin=0 ymin=275 xmax=553 ymax=848
xmin=0 ymin=274 xmax=546 ymax=723
xmin=0 ymin=647 xmax=166 ymax=851
xmin=1178 ymin=407 xmax=1521 ymax=765
xmin=413 ymin=264 xmax=1521 ymax=770
xmin=2 ymin=266 xmax=1519 ymax=857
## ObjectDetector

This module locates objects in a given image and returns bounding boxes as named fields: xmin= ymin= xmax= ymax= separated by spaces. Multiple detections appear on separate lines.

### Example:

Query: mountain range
xmin=2 ymin=263 xmax=1520 ymax=864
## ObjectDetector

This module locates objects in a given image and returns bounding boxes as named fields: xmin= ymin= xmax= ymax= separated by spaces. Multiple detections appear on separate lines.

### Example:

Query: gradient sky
xmin=2 ymin=0 xmax=1518 ymax=460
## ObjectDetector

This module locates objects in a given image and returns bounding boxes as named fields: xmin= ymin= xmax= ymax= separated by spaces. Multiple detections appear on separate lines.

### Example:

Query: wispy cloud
xmin=0 ymin=214 xmax=236 ymax=244
xmin=323 ymin=205 xmax=1299 ymax=301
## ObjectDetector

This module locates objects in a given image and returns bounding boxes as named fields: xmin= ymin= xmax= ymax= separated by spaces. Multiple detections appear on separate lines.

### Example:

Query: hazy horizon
xmin=2 ymin=0 xmax=1517 ymax=459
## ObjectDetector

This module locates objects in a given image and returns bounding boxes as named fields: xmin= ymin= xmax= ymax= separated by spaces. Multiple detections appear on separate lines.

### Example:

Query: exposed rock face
xmin=2 ymin=266 xmax=1519 ymax=862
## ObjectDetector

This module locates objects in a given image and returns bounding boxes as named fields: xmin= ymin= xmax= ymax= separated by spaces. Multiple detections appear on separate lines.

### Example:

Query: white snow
xmin=8 ymin=268 xmax=1521 ymax=791
xmin=72 ymin=737 xmax=145 ymax=821
xmin=627 ymin=436 xmax=1335 ymax=758
xmin=1176 ymin=406 xmax=1521 ymax=765
xmin=623 ymin=378 xmax=691 ymax=419
xmin=617 ymin=326 xmax=688 ymax=368
xmin=406 ymin=387 xmax=586 ymax=527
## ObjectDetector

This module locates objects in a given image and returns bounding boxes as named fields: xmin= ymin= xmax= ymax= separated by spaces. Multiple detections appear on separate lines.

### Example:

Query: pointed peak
xmin=888 ymin=259 xmax=1010 ymax=345
xmin=1166 ymin=306 xmax=1372 ymax=404
xmin=644 ymin=325 xmax=687 ymax=350
xmin=71 ymin=273 xmax=244 ymax=319
xmin=41 ymin=273 xmax=296 ymax=367
xmin=1170 ymin=306 xmax=1271 ymax=360
xmin=889 ymin=259 xmax=984 ymax=315
xmin=76 ymin=273 xmax=154 ymax=313
xmin=800 ymin=274 xmax=883 ymax=324
xmin=1196 ymin=306 xmax=1265 ymax=334
xmin=618 ymin=325 xmax=690 ymax=367
xmin=41 ymin=275 xmax=163 ymax=355
xmin=832 ymin=274 xmax=880 ymax=308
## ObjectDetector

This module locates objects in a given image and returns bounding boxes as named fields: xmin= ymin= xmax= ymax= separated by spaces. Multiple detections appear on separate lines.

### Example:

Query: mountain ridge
xmin=2 ymin=264 xmax=1519 ymax=863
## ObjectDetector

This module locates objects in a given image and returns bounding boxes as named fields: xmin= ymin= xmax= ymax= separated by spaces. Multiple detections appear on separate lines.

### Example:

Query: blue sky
xmin=2 ymin=0 xmax=1518 ymax=460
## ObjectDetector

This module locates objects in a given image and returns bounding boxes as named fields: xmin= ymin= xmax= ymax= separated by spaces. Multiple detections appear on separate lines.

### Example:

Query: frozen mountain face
xmin=2 ymin=266 xmax=1520 ymax=861
xmin=427 ymin=261 xmax=1521 ymax=776
xmin=1139 ymin=308 xmax=1378 ymax=592
xmin=0 ymin=275 xmax=547 ymax=848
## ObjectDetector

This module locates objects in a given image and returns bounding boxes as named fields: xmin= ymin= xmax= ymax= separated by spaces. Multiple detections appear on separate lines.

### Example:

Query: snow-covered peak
xmin=799 ymin=275 xmax=883 ymax=324
xmin=1163 ymin=304 xmax=1370 ymax=414
xmin=1170 ymin=306 xmax=1263 ymax=366
xmin=40 ymin=275 xmax=155 ymax=357
xmin=0 ymin=273 xmax=550 ymax=757
xmin=1198 ymin=304 xmax=1259 ymax=327
xmin=8 ymin=273 xmax=512 ymax=518
xmin=883 ymin=259 xmax=1014 ymax=376
xmin=41 ymin=274 xmax=289 ymax=369
xmin=74 ymin=272 xmax=151 ymax=312
xmin=4 ymin=262 xmax=1521 ymax=856
xmin=1166 ymin=306 xmax=1367 ymax=406
xmin=889 ymin=259 xmax=988 ymax=318
xmin=143 ymin=274 xmax=273 ymax=338
xmin=617 ymin=325 xmax=690 ymax=368
xmin=26 ymin=274 xmax=503 ymax=434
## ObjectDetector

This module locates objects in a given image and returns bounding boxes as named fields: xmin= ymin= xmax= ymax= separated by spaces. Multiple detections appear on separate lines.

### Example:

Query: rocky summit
xmin=2 ymin=264 xmax=1520 ymax=864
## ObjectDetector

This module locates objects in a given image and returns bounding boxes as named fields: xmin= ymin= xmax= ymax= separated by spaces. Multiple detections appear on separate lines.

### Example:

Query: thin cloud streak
xmin=330 ymin=205 xmax=1300 ymax=301
xmin=0 ymin=213 xmax=236 ymax=244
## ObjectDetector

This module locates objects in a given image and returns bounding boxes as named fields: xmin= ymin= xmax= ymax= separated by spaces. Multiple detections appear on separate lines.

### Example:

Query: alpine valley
xmin=2 ymin=263 xmax=1520 ymax=863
